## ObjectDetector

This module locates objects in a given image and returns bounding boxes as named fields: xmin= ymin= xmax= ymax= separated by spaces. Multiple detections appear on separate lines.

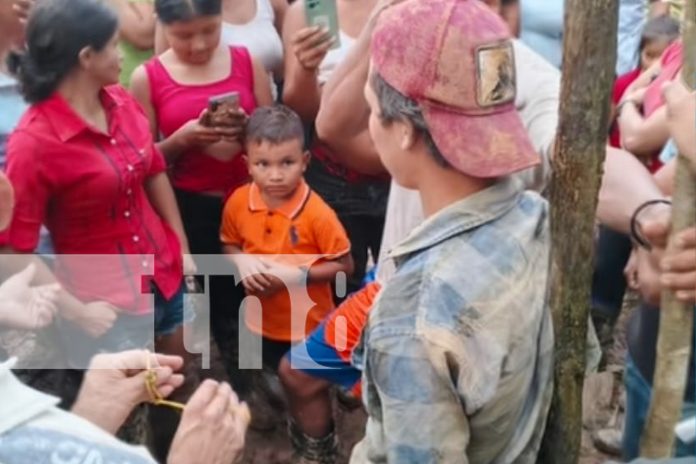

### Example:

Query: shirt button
xmin=127 ymin=164 xmax=134 ymax=172
xmin=133 ymin=235 xmax=140 ymax=242
xmin=126 ymin=188 xmax=133 ymax=195
xmin=110 ymin=138 xmax=117 ymax=145
xmin=141 ymin=260 xmax=149 ymax=268
xmin=124 ymin=211 xmax=131 ymax=218
xmin=139 ymin=148 xmax=146 ymax=155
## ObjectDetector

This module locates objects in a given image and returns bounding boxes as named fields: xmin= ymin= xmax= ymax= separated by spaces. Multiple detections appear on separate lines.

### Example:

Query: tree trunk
xmin=640 ymin=1 xmax=696 ymax=457
xmin=538 ymin=1 xmax=618 ymax=463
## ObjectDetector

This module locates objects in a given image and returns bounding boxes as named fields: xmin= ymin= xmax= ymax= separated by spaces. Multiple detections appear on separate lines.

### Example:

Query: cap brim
xmin=422 ymin=104 xmax=540 ymax=178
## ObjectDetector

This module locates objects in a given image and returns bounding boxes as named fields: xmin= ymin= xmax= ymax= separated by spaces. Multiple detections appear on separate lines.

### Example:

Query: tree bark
xmin=640 ymin=1 xmax=696 ymax=457
xmin=538 ymin=1 xmax=618 ymax=463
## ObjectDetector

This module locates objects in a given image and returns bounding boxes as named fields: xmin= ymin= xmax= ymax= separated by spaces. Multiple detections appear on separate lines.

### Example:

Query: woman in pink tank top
xmin=130 ymin=0 xmax=272 ymax=393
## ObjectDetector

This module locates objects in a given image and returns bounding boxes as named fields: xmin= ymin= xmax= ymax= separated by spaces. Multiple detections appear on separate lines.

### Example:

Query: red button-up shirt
xmin=4 ymin=86 xmax=182 ymax=313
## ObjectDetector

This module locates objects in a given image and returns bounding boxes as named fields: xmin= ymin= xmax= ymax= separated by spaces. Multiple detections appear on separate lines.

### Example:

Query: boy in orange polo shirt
xmin=220 ymin=105 xmax=354 ymax=370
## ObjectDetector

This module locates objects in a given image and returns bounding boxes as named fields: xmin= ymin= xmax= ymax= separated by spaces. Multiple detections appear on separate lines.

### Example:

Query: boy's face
xmin=641 ymin=38 xmax=671 ymax=71
xmin=245 ymin=139 xmax=309 ymax=202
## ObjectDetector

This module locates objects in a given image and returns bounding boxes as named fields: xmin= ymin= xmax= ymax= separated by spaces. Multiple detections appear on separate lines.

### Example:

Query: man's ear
xmin=399 ymin=120 xmax=417 ymax=151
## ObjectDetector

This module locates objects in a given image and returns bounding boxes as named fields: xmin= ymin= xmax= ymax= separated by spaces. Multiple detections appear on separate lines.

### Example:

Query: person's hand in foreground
xmin=633 ymin=203 xmax=696 ymax=305
xmin=168 ymin=379 xmax=249 ymax=464
xmin=0 ymin=263 xmax=60 ymax=330
xmin=71 ymin=350 xmax=185 ymax=434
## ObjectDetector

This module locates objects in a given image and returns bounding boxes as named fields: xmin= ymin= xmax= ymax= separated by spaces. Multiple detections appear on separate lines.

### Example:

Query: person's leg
xmin=591 ymin=227 xmax=632 ymax=341
xmin=622 ymin=355 xmax=654 ymax=461
xmin=174 ymin=189 xmax=248 ymax=394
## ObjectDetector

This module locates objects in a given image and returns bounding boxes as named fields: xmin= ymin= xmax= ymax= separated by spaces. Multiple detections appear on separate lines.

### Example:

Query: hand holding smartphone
xmin=304 ymin=0 xmax=340 ymax=50
xmin=201 ymin=91 xmax=241 ymax=128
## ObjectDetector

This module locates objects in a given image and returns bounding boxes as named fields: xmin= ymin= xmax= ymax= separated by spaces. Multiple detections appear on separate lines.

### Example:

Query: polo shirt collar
xmin=41 ymin=85 xmax=125 ymax=142
xmin=248 ymin=180 xmax=311 ymax=219
xmin=388 ymin=177 xmax=523 ymax=260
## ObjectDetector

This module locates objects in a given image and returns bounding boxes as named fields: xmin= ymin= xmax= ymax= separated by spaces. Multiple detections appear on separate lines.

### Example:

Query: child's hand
xmin=233 ymin=255 xmax=273 ymax=294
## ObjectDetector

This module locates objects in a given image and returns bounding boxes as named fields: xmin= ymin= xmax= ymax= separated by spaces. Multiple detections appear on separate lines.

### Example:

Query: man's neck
xmin=417 ymin=165 xmax=494 ymax=219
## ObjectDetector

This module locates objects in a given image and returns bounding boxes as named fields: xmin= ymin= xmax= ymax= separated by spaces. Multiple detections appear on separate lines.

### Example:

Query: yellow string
xmin=145 ymin=353 xmax=186 ymax=411
xmin=144 ymin=352 xmax=252 ymax=423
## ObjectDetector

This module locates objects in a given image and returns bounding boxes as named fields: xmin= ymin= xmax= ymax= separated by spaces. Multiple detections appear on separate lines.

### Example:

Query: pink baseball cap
xmin=371 ymin=0 xmax=540 ymax=178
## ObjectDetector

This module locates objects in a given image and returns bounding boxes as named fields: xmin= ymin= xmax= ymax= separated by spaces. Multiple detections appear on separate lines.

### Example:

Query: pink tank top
xmin=144 ymin=46 xmax=257 ymax=194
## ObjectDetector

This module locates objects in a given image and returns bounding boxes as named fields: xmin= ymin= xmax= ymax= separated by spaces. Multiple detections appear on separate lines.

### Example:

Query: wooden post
xmin=538 ymin=0 xmax=618 ymax=463
xmin=640 ymin=1 xmax=696 ymax=457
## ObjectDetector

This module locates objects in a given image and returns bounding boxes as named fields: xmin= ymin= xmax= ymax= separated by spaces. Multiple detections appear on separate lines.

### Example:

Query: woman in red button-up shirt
xmin=2 ymin=0 xmax=192 ymax=366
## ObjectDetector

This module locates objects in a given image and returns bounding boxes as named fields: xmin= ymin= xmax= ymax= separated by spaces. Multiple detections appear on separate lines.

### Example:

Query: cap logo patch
xmin=476 ymin=41 xmax=516 ymax=108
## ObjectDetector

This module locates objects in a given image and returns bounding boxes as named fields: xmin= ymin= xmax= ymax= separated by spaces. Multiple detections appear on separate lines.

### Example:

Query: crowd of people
xmin=0 ymin=0 xmax=694 ymax=463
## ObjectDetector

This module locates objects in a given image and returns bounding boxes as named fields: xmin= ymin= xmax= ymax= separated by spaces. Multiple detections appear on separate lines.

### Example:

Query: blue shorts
xmin=154 ymin=282 xmax=194 ymax=336
xmin=287 ymin=322 xmax=361 ymax=390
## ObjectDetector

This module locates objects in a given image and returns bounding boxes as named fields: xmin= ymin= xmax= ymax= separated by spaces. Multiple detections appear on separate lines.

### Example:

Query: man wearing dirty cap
xmin=351 ymin=0 xmax=553 ymax=462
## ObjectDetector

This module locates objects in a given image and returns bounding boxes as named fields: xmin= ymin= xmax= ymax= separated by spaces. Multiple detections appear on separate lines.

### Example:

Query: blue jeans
xmin=623 ymin=356 xmax=696 ymax=460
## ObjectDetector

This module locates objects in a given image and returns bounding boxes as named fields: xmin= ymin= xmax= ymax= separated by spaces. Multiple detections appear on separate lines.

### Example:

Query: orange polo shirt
xmin=220 ymin=181 xmax=351 ymax=341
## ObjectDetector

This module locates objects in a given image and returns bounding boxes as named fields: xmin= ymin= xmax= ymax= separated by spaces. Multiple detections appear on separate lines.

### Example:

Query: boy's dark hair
xmin=6 ymin=0 xmax=118 ymax=104
xmin=155 ymin=0 xmax=222 ymax=24
xmin=369 ymin=72 xmax=450 ymax=168
xmin=640 ymin=15 xmax=680 ymax=49
xmin=246 ymin=105 xmax=305 ymax=147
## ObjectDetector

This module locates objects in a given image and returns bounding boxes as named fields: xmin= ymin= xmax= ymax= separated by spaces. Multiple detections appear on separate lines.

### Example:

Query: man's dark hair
xmin=369 ymin=72 xmax=450 ymax=168
xmin=246 ymin=105 xmax=305 ymax=147
xmin=155 ymin=0 xmax=222 ymax=24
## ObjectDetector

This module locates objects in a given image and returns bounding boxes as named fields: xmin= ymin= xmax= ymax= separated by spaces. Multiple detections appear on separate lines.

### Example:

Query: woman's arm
xmin=281 ymin=1 xmax=326 ymax=122
xmin=251 ymin=57 xmax=274 ymax=107
xmin=145 ymin=172 xmax=190 ymax=255
xmin=110 ymin=0 xmax=156 ymax=50
xmin=619 ymin=103 xmax=671 ymax=158
xmin=270 ymin=0 xmax=288 ymax=37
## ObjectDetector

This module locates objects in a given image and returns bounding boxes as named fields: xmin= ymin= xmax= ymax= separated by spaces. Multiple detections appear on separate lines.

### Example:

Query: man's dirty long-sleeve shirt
xmin=351 ymin=179 xmax=554 ymax=464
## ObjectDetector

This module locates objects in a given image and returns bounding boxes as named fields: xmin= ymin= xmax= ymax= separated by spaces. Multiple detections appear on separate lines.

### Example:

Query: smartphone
xmin=304 ymin=0 xmax=341 ymax=50
xmin=208 ymin=91 xmax=240 ymax=113
xmin=203 ymin=91 xmax=240 ymax=127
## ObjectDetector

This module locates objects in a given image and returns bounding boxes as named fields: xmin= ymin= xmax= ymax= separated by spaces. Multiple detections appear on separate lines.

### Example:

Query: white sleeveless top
xmin=318 ymin=31 xmax=356 ymax=85
xmin=221 ymin=0 xmax=284 ymax=77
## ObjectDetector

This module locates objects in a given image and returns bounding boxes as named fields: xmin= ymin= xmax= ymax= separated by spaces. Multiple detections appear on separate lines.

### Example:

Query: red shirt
xmin=610 ymin=68 xmax=641 ymax=148
xmin=4 ymin=86 xmax=182 ymax=313
xmin=144 ymin=46 xmax=257 ymax=195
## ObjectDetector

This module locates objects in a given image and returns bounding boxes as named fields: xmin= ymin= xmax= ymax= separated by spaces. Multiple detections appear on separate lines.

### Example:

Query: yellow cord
xmin=144 ymin=352 xmax=252 ymax=424
xmin=145 ymin=353 xmax=186 ymax=411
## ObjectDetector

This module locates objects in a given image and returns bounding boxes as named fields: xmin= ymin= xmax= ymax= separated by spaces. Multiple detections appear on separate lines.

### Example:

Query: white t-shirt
xmin=0 ymin=359 xmax=156 ymax=464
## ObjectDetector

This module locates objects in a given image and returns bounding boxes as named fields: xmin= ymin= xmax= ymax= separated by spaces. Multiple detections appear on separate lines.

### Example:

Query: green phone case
xmin=304 ymin=0 xmax=341 ymax=50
